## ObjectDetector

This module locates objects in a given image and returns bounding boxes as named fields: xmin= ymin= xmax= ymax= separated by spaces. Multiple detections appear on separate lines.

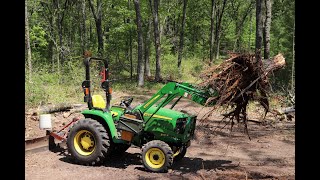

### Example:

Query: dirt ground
xmin=25 ymin=92 xmax=295 ymax=180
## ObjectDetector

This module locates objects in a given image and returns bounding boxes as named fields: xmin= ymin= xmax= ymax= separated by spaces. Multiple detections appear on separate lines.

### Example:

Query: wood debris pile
xmin=198 ymin=53 xmax=285 ymax=138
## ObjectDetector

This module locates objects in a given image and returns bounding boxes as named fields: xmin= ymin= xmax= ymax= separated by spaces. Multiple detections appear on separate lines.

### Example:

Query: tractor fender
xmin=81 ymin=109 xmax=118 ymax=142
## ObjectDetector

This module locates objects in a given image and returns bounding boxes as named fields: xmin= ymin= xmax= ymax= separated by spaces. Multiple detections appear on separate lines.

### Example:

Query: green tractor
xmin=66 ymin=55 xmax=217 ymax=172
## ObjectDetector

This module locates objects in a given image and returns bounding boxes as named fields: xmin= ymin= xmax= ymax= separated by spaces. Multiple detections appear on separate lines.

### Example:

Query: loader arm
xmin=134 ymin=82 xmax=218 ymax=118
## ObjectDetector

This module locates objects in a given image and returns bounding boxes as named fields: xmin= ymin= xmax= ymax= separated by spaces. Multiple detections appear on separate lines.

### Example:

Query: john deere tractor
xmin=66 ymin=55 xmax=217 ymax=172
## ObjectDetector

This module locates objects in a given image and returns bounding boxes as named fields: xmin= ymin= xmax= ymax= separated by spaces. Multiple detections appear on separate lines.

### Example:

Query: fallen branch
xmin=270 ymin=106 xmax=295 ymax=121
xmin=247 ymin=119 xmax=262 ymax=124
xmin=29 ymin=103 xmax=86 ymax=115
xmin=37 ymin=103 xmax=73 ymax=114
xmin=277 ymin=106 xmax=295 ymax=114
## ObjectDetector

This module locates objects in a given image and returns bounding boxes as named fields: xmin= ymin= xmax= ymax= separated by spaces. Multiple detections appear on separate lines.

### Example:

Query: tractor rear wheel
xmin=141 ymin=140 xmax=173 ymax=173
xmin=66 ymin=118 xmax=111 ymax=165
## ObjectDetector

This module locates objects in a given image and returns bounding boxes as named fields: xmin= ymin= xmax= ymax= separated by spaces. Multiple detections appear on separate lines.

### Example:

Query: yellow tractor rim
xmin=74 ymin=130 xmax=96 ymax=156
xmin=145 ymin=148 xmax=165 ymax=169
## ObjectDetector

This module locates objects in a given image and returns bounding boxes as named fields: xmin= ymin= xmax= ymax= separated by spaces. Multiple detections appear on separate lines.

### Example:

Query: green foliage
xmin=25 ymin=60 xmax=85 ymax=108
xmin=30 ymin=25 xmax=48 ymax=48
xmin=25 ymin=75 xmax=49 ymax=107
xmin=60 ymin=60 xmax=84 ymax=85
xmin=112 ymin=80 xmax=163 ymax=94
xmin=25 ymin=0 xmax=295 ymax=107
xmin=162 ymin=54 xmax=180 ymax=79
xmin=269 ymin=0 xmax=295 ymax=89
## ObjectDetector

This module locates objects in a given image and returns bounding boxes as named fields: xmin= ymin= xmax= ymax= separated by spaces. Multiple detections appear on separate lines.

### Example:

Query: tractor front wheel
xmin=66 ymin=118 xmax=111 ymax=166
xmin=141 ymin=140 xmax=173 ymax=173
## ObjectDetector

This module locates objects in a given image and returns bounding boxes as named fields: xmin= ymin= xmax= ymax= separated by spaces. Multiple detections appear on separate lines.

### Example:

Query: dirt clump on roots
xmin=198 ymin=53 xmax=285 ymax=139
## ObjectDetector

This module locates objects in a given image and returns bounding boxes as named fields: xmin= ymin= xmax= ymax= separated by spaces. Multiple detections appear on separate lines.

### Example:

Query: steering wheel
xmin=120 ymin=97 xmax=133 ymax=109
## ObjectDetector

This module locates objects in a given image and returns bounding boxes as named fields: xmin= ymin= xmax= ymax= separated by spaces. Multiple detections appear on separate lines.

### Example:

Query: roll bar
xmin=82 ymin=56 xmax=111 ymax=111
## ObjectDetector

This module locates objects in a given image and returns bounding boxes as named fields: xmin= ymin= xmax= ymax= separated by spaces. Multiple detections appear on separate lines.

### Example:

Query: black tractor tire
xmin=66 ymin=118 xmax=111 ymax=166
xmin=173 ymin=146 xmax=187 ymax=162
xmin=141 ymin=140 xmax=173 ymax=173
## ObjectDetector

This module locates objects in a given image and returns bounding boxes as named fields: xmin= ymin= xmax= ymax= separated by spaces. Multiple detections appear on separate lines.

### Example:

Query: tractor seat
xmin=92 ymin=95 xmax=106 ymax=109
xmin=92 ymin=95 xmax=118 ymax=117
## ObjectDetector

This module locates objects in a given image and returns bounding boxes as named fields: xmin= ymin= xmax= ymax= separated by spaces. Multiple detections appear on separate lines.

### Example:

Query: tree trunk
xmin=262 ymin=1 xmax=266 ymax=58
xmin=233 ymin=20 xmax=240 ymax=52
xmin=50 ymin=9 xmax=55 ymax=71
xmin=128 ymin=0 xmax=133 ymax=79
xmin=96 ymin=19 xmax=104 ymax=57
xmin=39 ymin=1 xmax=55 ymax=69
xmin=130 ymin=31 xmax=133 ymax=79
xmin=190 ymin=25 xmax=196 ymax=55
xmin=233 ymin=2 xmax=254 ymax=52
xmin=55 ymin=0 xmax=68 ymax=65
xmin=53 ymin=0 xmax=61 ymax=73
xmin=173 ymin=14 xmax=177 ymax=55
xmin=215 ymin=0 xmax=227 ymax=60
xmin=89 ymin=22 xmax=93 ymax=42
xmin=291 ymin=21 xmax=295 ymax=91
xmin=88 ymin=0 xmax=104 ymax=57
xmin=25 ymin=3 xmax=32 ymax=82
xmin=116 ymin=42 xmax=119 ymax=63
xmin=177 ymin=0 xmax=187 ymax=71
xmin=149 ymin=0 xmax=161 ymax=82
xmin=53 ymin=0 xmax=69 ymax=70
xmin=264 ymin=0 xmax=272 ymax=60
xmin=255 ymin=0 xmax=264 ymax=61
xmin=50 ymin=1 xmax=59 ymax=72
xmin=216 ymin=38 xmax=221 ymax=59
xmin=35 ymin=103 xmax=73 ymax=115
xmin=144 ymin=19 xmax=151 ymax=77
xmin=202 ymin=38 xmax=206 ymax=61
xmin=209 ymin=0 xmax=215 ymax=63
xmin=230 ymin=0 xmax=240 ymax=52
xmin=248 ymin=10 xmax=253 ymax=50
xmin=58 ymin=20 xmax=63 ymax=63
xmin=77 ymin=4 xmax=82 ymax=51
xmin=48 ymin=39 xmax=54 ymax=71
xmin=134 ymin=0 xmax=144 ymax=87
xmin=80 ymin=0 xmax=87 ymax=53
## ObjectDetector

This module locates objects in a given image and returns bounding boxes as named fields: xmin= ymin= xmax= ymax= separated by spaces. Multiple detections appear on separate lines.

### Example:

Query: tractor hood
xmin=135 ymin=105 xmax=190 ymax=121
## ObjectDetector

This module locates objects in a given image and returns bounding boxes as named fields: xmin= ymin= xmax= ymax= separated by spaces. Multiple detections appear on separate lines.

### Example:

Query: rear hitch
xmin=48 ymin=117 xmax=80 ymax=151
